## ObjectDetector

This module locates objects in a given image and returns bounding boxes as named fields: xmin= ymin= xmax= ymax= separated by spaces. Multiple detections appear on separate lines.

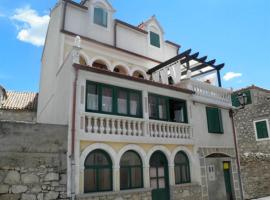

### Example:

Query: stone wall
xmin=0 ymin=121 xmax=68 ymax=200
xmin=170 ymin=183 xmax=202 ymax=200
xmin=234 ymin=88 xmax=270 ymax=199
xmin=0 ymin=111 xmax=36 ymax=122
xmin=76 ymin=189 xmax=152 ymax=200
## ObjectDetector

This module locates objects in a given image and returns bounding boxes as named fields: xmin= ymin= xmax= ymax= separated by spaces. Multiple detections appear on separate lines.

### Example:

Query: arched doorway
xmin=149 ymin=151 xmax=170 ymax=200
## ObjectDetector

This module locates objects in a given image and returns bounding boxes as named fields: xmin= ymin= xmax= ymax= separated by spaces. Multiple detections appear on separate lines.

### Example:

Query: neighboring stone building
xmin=0 ymin=86 xmax=38 ymax=122
xmin=233 ymin=85 xmax=270 ymax=199
xmin=35 ymin=0 xmax=241 ymax=199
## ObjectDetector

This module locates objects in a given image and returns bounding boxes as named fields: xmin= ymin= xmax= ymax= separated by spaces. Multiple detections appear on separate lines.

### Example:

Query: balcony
xmin=178 ymin=79 xmax=232 ymax=107
xmin=78 ymin=112 xmax=193 ymax=145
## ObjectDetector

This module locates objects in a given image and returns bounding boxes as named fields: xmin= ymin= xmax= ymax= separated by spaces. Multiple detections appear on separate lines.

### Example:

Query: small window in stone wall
xmin=254 ymin=119 xmax=270 ymax=140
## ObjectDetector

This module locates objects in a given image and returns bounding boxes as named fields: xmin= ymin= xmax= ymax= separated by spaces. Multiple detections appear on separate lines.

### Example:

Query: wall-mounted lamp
xmin=237 ymin=93 xmax=248 ymax=108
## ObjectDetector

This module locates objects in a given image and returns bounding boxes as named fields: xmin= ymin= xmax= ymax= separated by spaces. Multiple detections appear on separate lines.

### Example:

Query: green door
xmin=150 ymin=151 xmax=170 ymax=200
xmin=223 ymin=162 xmax=233 ymax=200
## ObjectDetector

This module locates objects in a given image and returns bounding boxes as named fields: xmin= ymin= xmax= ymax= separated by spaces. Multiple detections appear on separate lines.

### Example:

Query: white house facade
xmin=37 ymin=0 xmax=242 ymax=199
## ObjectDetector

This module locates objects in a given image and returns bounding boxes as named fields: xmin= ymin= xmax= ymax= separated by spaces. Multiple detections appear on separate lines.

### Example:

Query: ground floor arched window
xmin=174 ymin=151 xmax=191 ymax=184
xmin=84 ymin=149 xmax=112 ymax=193
xmin=120 ymin=150 xmax=143 ymax=190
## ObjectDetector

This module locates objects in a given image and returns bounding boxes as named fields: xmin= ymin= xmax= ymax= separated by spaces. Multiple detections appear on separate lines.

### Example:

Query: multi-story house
xmin=37 ymin=0 xmax=241 ymax=199
xmin=232 ymin=85 xmax=270 ymax=199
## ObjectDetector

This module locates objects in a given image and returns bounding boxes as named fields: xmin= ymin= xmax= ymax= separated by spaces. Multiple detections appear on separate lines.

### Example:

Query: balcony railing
xmin=178 ymin=79 xmax=232 ymax=107
xmin=79 ymin=112 xmax=193 ymax=144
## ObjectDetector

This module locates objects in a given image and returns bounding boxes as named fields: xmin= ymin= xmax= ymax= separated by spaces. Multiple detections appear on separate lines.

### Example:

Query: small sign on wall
xmin=207 ymin=165 xmax=216 ymax=181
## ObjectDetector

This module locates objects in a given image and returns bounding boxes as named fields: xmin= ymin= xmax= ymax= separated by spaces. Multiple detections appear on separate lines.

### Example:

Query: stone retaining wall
xmin=76 ymin=189 xmax=152 ymax=200
xmin=0 ymin=121 xmax=68 ymax=200
xmin=170 ymin=183 xmax=202 ymax=200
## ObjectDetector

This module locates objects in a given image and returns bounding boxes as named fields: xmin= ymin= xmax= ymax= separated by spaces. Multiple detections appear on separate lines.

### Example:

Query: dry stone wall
xmin=0 ymin=121 xmax=68 ymax=200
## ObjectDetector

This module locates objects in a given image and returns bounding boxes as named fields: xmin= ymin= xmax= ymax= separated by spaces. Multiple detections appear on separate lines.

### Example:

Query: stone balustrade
xmin=178 ymin=79 xmax=232 ymax=107
xmin=82 ymin=113 xmax=193 ymax=143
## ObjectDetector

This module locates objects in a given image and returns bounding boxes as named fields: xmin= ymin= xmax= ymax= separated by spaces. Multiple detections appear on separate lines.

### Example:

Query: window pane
xmin=86 ymin=83 xmax=98 ymax=111
xmin=151 ymin=179 xmax=158 ymax=189
xmin=120 ymin=151 xmax=141 ymax=166
xmin=158 ymin=167 xmax=164 ymax=177
xmin=169 ymin=99 xmax=186 ymax=123
xmin=175 ymin=152 xmax=188 ymax=165
xmin=117 ymin=90 xmax=128 ymax=114
xmin=150 ymin=31 xmax=160 ymax=48
xmin=85 ymin=151 xmax=110 ymax=166
xmin=102 ymin=87 xmax=113 ymax=112
xmin=256 ymin=120 xmax=269 ymax=139
xmin=181 ymin=166 xmax=188 ymax=182
xmin=158 ymin=178 xmax=165 ymax=189
xmin=175 ymin=166 xmax=181 ymax=183
xmin=98 ymin=168 xmax=111 ymax=191
xmin=150 ymin=167 xmax=157 ymax=178
xmin=94 ymin=7 xmax=107 ymax=27
xmin=130 ymin=93 xmax=141 ymax=116
xmin=149 ymin=95 xmax=158 ymax=119
xmin=120 ymin=168 xmax=130 ymax=189
xmin=84 ymin=169 xmax=96 ymax=192
xmin=131 ymin=167 xmax=142 ymax=188
xmin=158 ymin=98 xmax=167 ymax=120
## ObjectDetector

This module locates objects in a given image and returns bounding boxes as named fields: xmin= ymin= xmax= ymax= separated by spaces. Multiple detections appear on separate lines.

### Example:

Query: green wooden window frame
xmin=150 ymin=31 xmax=160 ymax=48
xmin=86 ymin=81 xmax=143 ymax=118
xmin=254 ymin=119 xmax=269 ymax=140
xmin=94 ymin=7 xmax=108 ymax=27
xmin=206 ymin=107 xmax=224 ymax=134
xmin=84 ymin=149 xmax=112 ymax=193
xmin=120 ymin=151 xmax=143 ymax=190
xmin=148 ymin=93 xmax=188 ymax=123
xmin=174 ymin=151 xmax=191 ymax=184
xmin=231 ymin=90 xmax=252 ymax=107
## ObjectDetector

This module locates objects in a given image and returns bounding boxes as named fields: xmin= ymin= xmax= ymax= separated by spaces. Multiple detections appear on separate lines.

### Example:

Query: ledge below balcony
xmin=177 ymin=79 xmax=232 ymax=108
xmin=78 ymin=112 xmax=194 ymax=145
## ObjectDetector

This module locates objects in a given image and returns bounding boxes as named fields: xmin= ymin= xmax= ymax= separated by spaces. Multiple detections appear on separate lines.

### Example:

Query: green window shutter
xmin=150 ymin=31 xmax=160 ymax=48
xmin=94 ymin=7 xmax=108 ymax=27
xmin=231 ymin=90 xmax=252 ymax=107
xmin=206 ymin=107 xmax=223 ymax=134
xmin=256 ymin=120 xmax=269 ymax=139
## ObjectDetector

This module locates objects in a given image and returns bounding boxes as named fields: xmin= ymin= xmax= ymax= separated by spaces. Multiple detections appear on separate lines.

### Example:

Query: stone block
xmin=11 ymin=185 xmax=28 ymax=194
xmin=44 ymin=173 xmax=59 ymax=182
xmin=37 ymin=193 xmax=43 ymax=200
xmin=22 ymin=173 xmax=39 ymax=184
xmin=0 ymin=194 xmax=20 ymax=200
xmin=44 ymin=191 xmax=59 ymax=200
xmin=21 ymin=194 xmax=36 ymax=200
xmin=0 ymin=184 xmax=9 ymax=194
xmin=4 ymin=171 xmax=20 ymax=185
xmin=31 ymin=185 xmax=42 ymax=193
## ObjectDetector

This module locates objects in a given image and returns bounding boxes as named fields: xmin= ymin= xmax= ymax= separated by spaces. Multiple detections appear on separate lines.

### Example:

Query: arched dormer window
xmin=133 ymin=71 xmax=145 ymax=79
xmin=94 ymin=7 xmax=108 ymax=27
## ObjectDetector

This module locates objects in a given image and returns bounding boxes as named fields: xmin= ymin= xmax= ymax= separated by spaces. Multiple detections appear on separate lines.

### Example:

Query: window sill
xmin=77 ymin=188 xmax=151 ymax=198
xmin=171 ymin=182 xmax=200 ymax=188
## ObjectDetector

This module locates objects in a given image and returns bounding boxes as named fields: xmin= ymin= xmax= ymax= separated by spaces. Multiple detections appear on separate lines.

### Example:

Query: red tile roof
xmin=0 ymin=91 xmax=38 ymax=111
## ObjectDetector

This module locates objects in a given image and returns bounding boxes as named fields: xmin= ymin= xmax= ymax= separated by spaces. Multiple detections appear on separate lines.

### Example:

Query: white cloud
xmin=223 ymin=72 xmax=242 ymax=81
xmin=11 ymin=6 xmax=50 ymax=46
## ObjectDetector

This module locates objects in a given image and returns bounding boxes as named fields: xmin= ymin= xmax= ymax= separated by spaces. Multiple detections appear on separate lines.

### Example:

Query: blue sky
xmin=0 ymin=0 xmax=269 ymax=92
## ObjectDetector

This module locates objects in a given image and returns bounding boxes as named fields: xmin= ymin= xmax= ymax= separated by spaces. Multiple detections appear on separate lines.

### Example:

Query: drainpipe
xmin=229 ymin=109 xmax=244 ymax=200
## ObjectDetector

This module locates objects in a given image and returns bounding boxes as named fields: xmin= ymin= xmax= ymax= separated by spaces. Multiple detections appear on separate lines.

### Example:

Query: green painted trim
xmin=84 ymin=149 xmax=113 ymax=193
xmin=148 ymin=93 xmax=188 ymax=123
xmin=120 ymin=150 xmax=144 ymax=190
xmin=174 ymin=151 xmax=191 ymax=184
xmin=85 ymin=81 xmax=143 ymax=118
xmin=206 ymin=106 xmax=224 ymax=134
xmin=150 ymin=31 xmax=160 ymax=48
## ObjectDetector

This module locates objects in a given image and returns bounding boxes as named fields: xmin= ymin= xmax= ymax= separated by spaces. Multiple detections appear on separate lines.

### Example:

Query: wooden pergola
xmin=147 ymin=49 xmax=225 ymax=87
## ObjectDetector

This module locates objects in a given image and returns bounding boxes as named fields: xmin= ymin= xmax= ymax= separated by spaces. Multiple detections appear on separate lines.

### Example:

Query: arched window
xmin=113 ymin=65 xmax=128 ymax=75
xmin=174 ymin=151 xmax=190 ymax=184
xmin=120 ymin=151 xmax=143 ymax=190
xmin=79 ymin=56 xmax=87 ymax=66
xmin=92 ymin=60 xmax=108 ymax=70
xmin=84 ymin=150 xmax=112 ymax=193
xmin=133 ymin=71 xmax=145 ymax=79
